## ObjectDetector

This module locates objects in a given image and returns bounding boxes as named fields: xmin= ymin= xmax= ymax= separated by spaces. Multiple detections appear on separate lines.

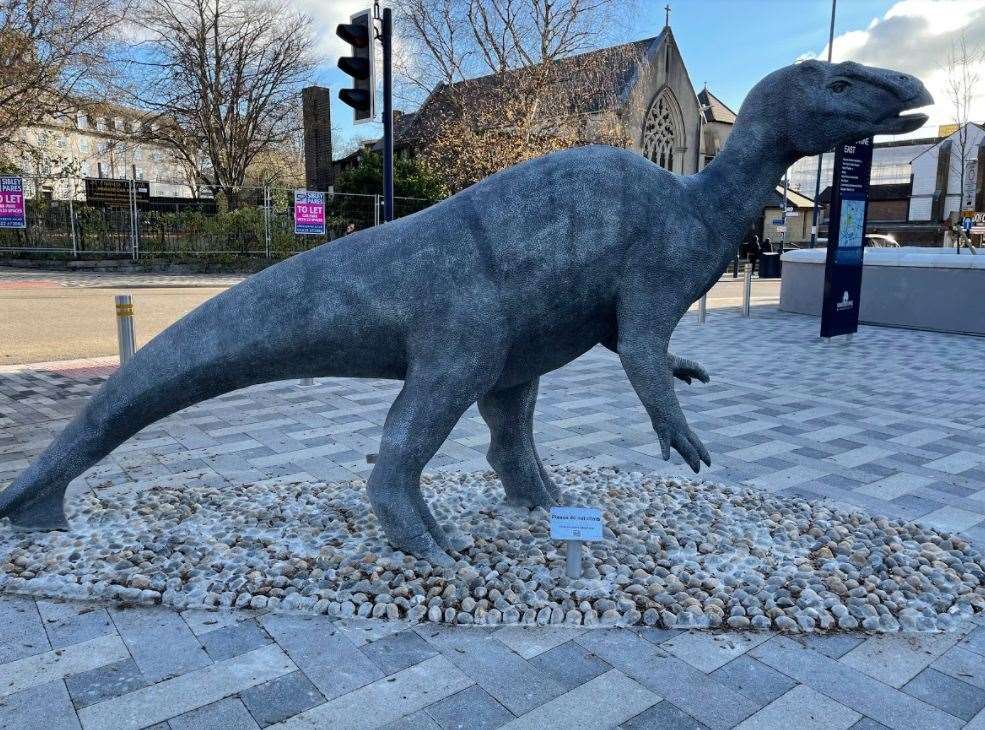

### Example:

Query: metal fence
xmin=0 ymin=177 xmax=436 ymax=259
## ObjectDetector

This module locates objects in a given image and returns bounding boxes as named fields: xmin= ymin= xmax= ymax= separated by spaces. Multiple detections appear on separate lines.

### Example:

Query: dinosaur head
xmin=744 ymin=60 xmax=933 ymax=157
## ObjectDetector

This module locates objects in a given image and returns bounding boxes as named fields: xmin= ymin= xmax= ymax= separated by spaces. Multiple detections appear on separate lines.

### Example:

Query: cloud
xmin=801 ymin=0 xmax=985 ymax=137
xmin=293 ymin=0 xmax=377 ymax=59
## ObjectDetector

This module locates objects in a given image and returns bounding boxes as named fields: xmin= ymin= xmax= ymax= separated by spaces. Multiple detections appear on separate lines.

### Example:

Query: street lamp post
xmin=810 ymin=0 xmax=837 ymax=248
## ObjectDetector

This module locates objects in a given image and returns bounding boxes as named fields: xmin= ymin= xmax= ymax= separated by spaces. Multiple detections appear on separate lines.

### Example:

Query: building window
xmin=114 ymin=117 xmax=125 ymax=131
xmin=642 ymin=88 xmax=682 ymax=172
xmin=77 ymin=112 xmax=88 ymax=129
xmin=96 ymin=117 xmax=107 ymax=132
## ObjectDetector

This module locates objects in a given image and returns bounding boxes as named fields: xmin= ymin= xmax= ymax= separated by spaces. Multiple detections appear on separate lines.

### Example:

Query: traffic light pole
xmin=380 ymin=5 xmax=394 ymax=222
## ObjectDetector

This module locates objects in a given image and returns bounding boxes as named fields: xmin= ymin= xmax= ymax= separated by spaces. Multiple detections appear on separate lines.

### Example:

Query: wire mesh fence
xmin=0 ymin=176 xmax=437 ymax=260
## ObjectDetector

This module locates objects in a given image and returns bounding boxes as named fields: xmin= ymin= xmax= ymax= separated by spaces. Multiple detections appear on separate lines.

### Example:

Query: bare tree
xmin=945 ymin=31 xmax=983 ymax=218
xmin=396 ymin=0 xmax=634 ymax=97
xmin=123 ymin=0 xmax=315 ymax=200
xmin=394 ymin=0 xmax=641 ymax=190
xmin=0 ymin=0 xmax=127 ymax=164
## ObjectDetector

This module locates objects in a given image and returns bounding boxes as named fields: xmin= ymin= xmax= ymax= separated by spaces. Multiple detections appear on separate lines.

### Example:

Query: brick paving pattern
xmin=2 ymin=307 xmax=985 ymax=728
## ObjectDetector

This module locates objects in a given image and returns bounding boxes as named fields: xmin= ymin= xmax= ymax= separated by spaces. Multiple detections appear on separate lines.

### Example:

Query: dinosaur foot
xmin=395 ymin=531 xmax=455 ymax=567
xmin=504 ymin=477 xmax=558 ymax=509
xmin=2 ymin=490 xmax=70 ymax=531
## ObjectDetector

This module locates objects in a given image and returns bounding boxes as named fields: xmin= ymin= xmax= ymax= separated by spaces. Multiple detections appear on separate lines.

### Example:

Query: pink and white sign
xmin=294 ymin=190 xmax=326 ymax=235
xmin=0 ymin=177 xmax=26 ymax=229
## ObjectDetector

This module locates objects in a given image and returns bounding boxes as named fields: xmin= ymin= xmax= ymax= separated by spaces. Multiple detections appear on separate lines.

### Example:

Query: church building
xmin=618 ymin=26 xmax=735 ymax=174
xmin=384 ymin=19 xmax=735 ymax=179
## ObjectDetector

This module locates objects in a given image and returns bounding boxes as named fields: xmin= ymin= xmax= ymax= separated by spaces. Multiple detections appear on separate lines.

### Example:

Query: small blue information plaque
xmin=549 ymin=506 xmax=603 ymax=542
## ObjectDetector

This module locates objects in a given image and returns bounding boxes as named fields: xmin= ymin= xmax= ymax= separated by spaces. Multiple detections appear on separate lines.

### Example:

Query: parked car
xmin=809 ymin=235 xmax=902 ymax=248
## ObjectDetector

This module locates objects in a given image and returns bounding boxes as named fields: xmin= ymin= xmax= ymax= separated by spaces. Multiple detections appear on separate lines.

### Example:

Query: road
xmin=0 ymin=270 xmax=780 ymax=365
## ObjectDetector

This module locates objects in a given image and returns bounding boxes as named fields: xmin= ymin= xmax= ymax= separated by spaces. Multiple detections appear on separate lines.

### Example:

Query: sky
xmin=316 ymin=0 xmax=985 ymax=155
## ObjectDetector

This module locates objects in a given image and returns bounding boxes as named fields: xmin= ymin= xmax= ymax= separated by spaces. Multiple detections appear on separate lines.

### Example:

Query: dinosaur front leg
xmin=478 ymin=379 xmax=560 ymax=508
xmin=617 ymin=291 xmax=711 ymax=472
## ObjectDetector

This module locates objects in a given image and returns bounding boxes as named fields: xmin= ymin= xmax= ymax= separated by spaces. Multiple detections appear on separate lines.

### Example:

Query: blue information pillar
xmin=820 ymin=138 xmax=874 ymax=339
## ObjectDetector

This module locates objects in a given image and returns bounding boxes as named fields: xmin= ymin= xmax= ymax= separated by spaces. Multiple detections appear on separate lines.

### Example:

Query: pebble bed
xmin=2 ymin=466 xmax=984 ymax=633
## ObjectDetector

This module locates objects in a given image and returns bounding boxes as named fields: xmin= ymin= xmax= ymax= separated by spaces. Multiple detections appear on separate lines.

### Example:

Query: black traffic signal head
xmin=337 ymin=10 xmax=375 ymax=123
xmin=336 ymin=22 xmax=370 ymax=48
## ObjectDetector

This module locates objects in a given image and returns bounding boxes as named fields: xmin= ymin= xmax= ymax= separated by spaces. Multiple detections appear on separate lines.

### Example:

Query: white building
xmin=908 ymin=123 xmax=985 ymax=222
xmin=12 ymin=103 xmax=196 ymax=199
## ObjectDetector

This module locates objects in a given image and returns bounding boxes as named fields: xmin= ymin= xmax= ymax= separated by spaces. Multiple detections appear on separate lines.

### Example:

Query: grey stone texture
xmin=0 ymin=61 xmax=933 ymax=564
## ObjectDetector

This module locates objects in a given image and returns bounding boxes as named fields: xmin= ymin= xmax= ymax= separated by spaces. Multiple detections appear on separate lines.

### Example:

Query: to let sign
xmin=820 ymin=138 xmax=873 ymax=339
xmin=550 ymin=507 xmax=603 ymax=542
xmin=294 ymin=190 xmax=326 ymax=235
xmin=0 ymin=177 xmax=26 ymax=229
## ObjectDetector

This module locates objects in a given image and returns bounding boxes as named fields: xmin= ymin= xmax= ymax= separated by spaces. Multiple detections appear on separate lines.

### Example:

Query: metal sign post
xmin=379 ymin=3 xmax=394 ymax=222
xmin=550 ymin=506 xmax=603 ymax=579
xmin=820 ymin=138 xmax=874 ymax=340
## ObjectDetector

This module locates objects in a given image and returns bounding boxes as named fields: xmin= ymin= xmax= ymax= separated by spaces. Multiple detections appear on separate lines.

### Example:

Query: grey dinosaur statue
xmin=0 ymin=60 xmax=931 ymax=564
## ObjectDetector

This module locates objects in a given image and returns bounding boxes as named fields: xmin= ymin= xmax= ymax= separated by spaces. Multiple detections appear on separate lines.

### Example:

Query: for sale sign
xmin=0 ymin=177 xmax=26 ymax=229
xmin=294 ymin=190 xmax=326 ymax=235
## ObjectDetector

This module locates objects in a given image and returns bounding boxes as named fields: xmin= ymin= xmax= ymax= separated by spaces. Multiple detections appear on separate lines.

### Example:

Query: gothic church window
xmin=641 ymin=88 xmax=682 ymax=172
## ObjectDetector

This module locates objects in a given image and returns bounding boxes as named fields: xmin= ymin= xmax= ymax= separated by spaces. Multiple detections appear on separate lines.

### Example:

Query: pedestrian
xmin=747 ymin=234 xmax=762 ymax=275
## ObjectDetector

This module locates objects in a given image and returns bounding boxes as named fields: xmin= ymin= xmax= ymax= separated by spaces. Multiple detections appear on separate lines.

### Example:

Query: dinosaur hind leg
xmin=368 ymin=361 xmax=498 ymax=565
xmin=479 ymin=378 xmax=560 ymax=508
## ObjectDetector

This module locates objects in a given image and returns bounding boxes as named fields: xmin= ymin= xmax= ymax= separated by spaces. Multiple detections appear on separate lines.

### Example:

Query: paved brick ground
xmin=2 ymin=307 xmax=985 ymax=728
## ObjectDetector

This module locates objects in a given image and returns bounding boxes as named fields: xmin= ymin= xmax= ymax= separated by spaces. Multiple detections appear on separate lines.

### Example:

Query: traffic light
xmin=336 ymin=10 xmax=375 ymax=124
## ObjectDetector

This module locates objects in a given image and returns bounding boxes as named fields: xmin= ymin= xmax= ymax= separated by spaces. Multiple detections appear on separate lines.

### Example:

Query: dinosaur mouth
xmin=876 ymin=90 xmax=933 ymax=134
xmin=878 ymin=111 xmax=929 ymax=134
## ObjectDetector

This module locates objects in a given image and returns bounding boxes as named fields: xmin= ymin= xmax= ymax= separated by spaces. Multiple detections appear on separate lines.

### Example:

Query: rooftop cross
xmin=665 ymin=3 xmax=671 ymax=27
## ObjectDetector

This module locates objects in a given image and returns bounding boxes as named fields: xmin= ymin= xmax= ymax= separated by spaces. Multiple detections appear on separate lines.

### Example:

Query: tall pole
xmin=810 ymin=0 xmax=837 ymax=248
xmin=780 ymin=168 xmax=790 ymax=250
xmin=381 ymin=5 xmax=394 ymax=222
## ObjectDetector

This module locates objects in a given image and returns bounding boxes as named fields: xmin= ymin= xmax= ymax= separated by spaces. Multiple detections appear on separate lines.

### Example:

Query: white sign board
xmin=550 ymin=507 xmax=603 ymax=542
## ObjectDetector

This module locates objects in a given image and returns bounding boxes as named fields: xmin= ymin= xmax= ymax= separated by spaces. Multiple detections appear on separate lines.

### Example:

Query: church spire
xmin=664 ymin=3 xmax=671 ymax=27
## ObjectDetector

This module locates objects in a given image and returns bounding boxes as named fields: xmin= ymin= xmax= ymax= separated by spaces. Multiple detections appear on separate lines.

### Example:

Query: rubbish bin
xmin=759 ymin=252 xmax=781 ymax=278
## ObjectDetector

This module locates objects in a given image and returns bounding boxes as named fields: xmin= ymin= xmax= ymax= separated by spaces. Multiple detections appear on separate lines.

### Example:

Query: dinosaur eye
xmin=830 ymin=80 xmax=850 ymax=93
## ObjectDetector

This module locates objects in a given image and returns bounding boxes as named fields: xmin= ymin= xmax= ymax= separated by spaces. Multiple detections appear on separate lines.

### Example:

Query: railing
xmin=0 ymin=177 xmax=436 ymax=260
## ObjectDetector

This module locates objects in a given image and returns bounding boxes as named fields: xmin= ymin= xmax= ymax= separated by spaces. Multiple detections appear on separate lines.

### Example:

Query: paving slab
xmin=500 ymin=669 xmax=659 ymax=729
xmin=36 ymin=601 xmax=114 ymax=650
xmin=839 ymin=633 xmax=962 ymax=688
xmin=270 ymin=655 xmax=473 ymax=729
xmin=492 ymin=626 xmax=585 ymax=659
xmin=168 ymin=696 xmax=260 ymax=730
xmin=751 ymin=636 xmax=964 ymax=730
xmin=661 ymin=631 xmax=774 ymax=673
xmin=109 ymin=606 xmax=212 ymax=683
xmin=0 ymin=679 xmax=82 ymax=730
xmin=239 ymin=671 xmax=326 ymax=728
xmin=76 ymin=643 xmax=296 ymax=730
xmin=0 ymin=596 xmax=50 ymax=663
xmin=0 ymin=633 xmax=129 ymax=700
xmin=576 ymin=629 xmax=759 ymax=730
xmin=418 ymin=625 xmax=566 ymax=715
xmin=735 ymin=685 xmax=861 ymax=730
xmin=260 ymin=614 xmax=383 ymax=701
xmin=527 ymin=639 xmax=613 ymax=692
xmin=424 ymin=684 xmax=515 ymax=730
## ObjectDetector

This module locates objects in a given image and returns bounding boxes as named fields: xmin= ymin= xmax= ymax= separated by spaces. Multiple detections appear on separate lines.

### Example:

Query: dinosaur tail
xmin=0 ymin=266 xmax=314 ymax=529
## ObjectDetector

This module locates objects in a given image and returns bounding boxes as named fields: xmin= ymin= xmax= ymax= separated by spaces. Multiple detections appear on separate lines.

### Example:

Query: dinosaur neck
xmin=693 ymin=117 xmax=799 ymax=258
